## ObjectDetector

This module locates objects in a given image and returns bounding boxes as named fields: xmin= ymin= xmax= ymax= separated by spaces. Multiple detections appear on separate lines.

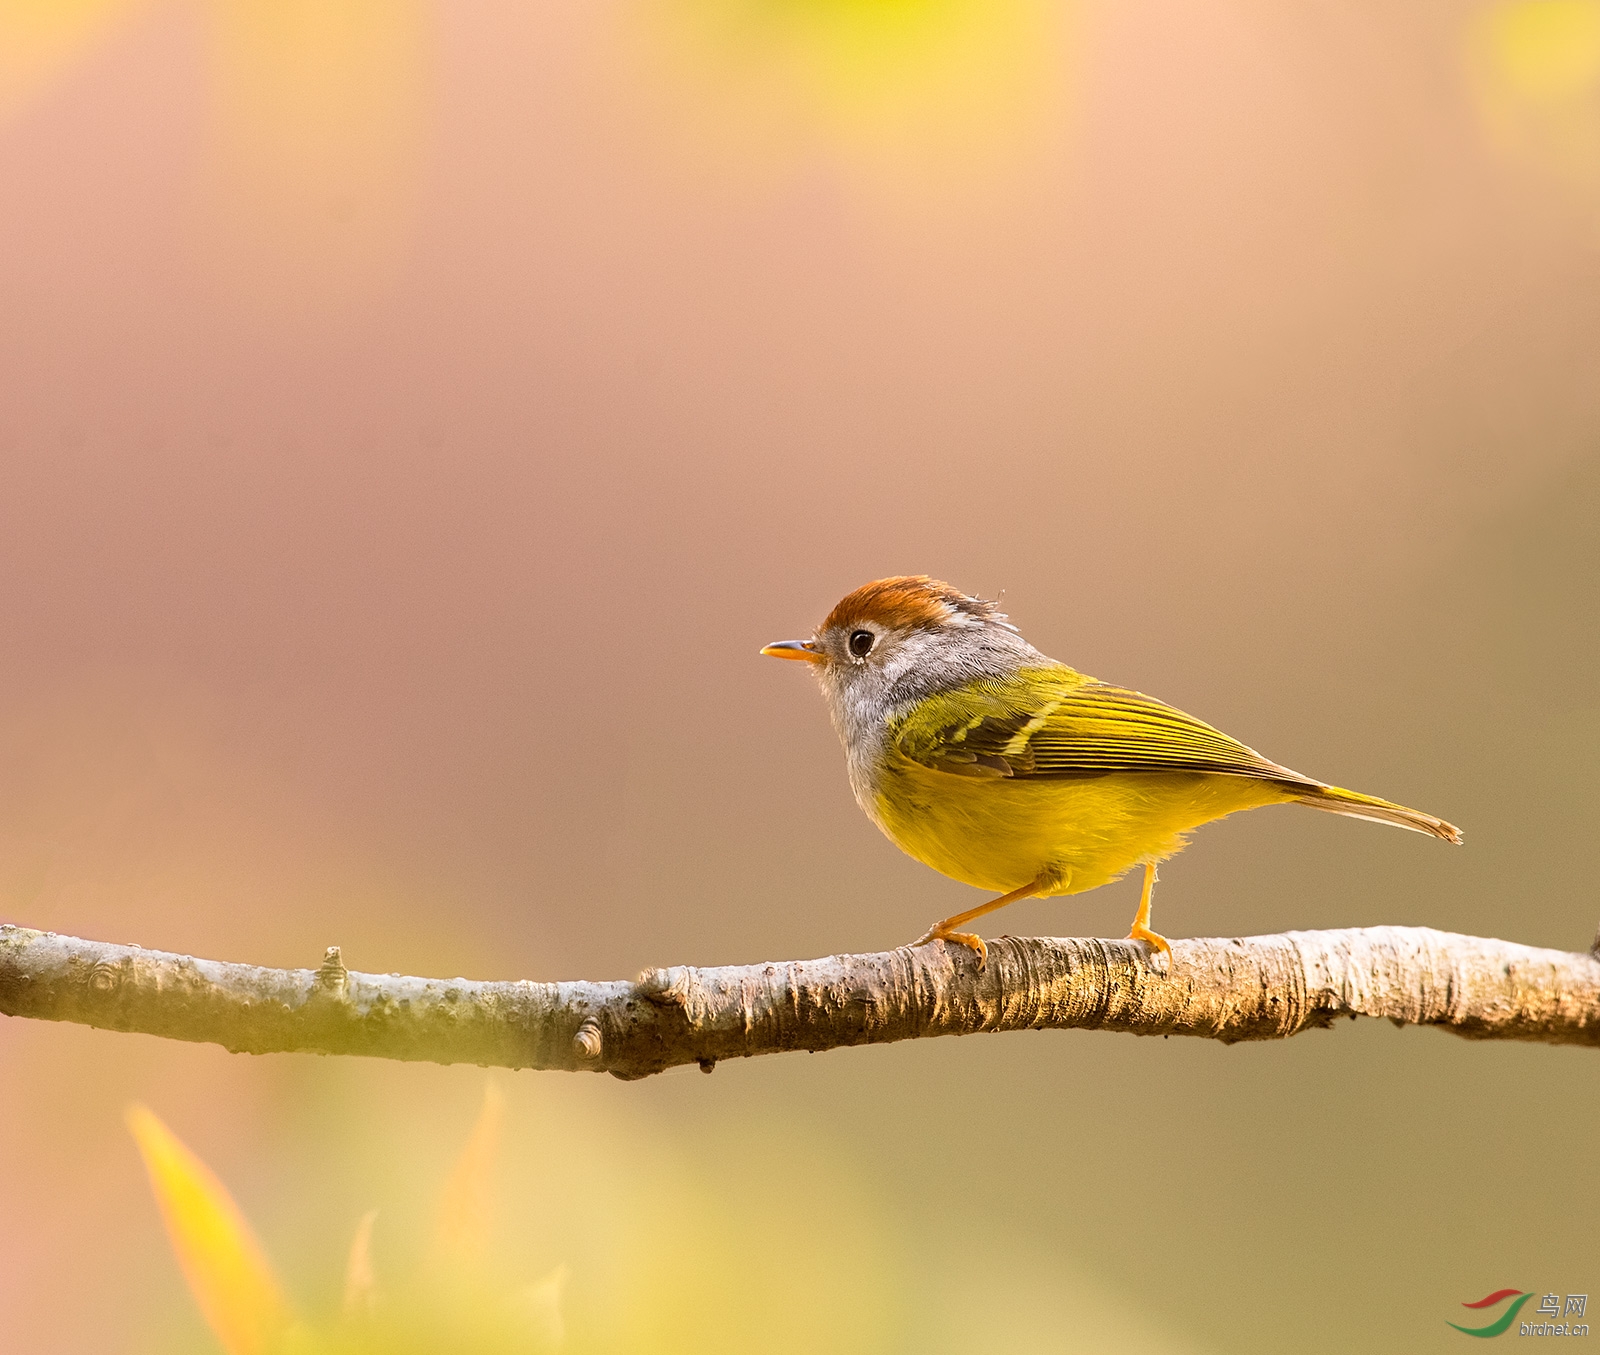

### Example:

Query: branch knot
xmin=316 ymin=946 xmax=349 ymax=998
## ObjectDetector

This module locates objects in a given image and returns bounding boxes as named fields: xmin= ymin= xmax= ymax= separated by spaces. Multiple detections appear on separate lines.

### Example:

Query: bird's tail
xmin=1292 ymin=784 xmax=1462 ymax=844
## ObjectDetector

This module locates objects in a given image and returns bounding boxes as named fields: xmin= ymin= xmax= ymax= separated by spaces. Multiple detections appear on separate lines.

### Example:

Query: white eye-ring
xmin=848 ymin=629 xmax=875 ymax=659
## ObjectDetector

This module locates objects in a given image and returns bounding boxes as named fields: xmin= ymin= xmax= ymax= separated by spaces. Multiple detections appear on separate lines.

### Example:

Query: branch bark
xmin=2 ymin=922 xmax=1597 ymax=1080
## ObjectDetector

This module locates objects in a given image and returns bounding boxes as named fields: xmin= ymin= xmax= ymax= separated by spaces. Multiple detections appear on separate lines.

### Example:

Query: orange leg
xmin=911 ymin=879 xmax=1045 ymax=969
xmin=1128 ymin=862 xmax=1172 ymax=960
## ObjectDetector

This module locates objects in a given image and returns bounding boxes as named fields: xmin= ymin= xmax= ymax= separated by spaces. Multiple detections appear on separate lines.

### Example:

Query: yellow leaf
xmin=126 ymin=1104 xmax=291 ymax=1355
xmin=433 ymin=1081 xmax=504 ymax=1267
xmin=342 ymin=1208 xmax=380 ymax=1317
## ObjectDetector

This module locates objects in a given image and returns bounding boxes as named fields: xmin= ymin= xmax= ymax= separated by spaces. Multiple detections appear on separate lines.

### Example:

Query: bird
xmin=762 ymin=575 xmax=1460 ymax=965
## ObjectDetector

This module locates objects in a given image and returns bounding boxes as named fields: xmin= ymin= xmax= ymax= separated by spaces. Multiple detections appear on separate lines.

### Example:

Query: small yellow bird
xmin=763 ymin=576 xmax=1460 ymax=964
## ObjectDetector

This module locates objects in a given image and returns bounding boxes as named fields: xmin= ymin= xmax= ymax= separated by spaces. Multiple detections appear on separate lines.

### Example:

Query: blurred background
xmin=2 ymin=0 xmax=1598 ymax=1350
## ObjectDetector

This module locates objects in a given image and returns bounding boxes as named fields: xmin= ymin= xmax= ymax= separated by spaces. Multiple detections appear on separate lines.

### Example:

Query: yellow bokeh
xmin=627 ymin=0 xmax=1078 ymax=177
xmin=0 ymin=0 xmax=427 ymax=307
xmin=202 ymin=0 xmax=428 ymax=305
xmin=1468 ymin=0 xmax=1600 ymax=195
xmin=0 ymin=0 xmax=145 ymax=119
xmin=1484 ymin=0 xmax=1600 ymax=101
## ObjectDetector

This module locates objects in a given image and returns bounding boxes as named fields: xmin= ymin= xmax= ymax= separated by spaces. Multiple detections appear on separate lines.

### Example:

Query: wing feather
xmin=893 ymin=670 xmax=1318 ymax=789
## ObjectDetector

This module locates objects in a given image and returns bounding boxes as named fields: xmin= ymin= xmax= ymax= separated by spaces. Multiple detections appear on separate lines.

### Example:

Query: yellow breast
xmin=874 ymin=754 xmax=1292 ymax=896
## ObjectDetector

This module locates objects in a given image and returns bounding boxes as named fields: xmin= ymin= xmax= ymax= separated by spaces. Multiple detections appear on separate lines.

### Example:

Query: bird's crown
xmin=820 ymin=576 xmax=1013 ymax=635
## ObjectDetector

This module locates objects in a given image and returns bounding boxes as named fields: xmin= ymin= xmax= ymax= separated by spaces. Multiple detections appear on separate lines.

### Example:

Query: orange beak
xmin=760 ymin=639 xmax=826 ymax=664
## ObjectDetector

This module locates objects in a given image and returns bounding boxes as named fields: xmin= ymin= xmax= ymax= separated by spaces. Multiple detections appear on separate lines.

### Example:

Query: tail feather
xmin=1292 ymin=784 xmax=1462 ymax=844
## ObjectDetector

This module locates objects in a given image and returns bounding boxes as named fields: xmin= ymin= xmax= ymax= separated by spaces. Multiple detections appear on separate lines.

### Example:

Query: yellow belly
xmin=873 ymin=758 xmax=1294 ymax=895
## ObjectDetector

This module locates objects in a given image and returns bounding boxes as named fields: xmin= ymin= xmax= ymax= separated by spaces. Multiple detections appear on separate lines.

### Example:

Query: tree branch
xmin=2 ymin=922 xmax=1597 ymax=1080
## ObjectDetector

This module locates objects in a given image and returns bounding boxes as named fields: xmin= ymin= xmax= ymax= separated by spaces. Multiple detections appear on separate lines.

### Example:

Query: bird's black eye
xmin=848 ymin=629 xmax=875 ymax=658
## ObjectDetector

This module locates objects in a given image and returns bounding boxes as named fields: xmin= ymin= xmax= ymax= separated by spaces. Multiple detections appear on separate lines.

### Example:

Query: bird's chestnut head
xmin=762 ymin=576 xmax=1042 ymax=728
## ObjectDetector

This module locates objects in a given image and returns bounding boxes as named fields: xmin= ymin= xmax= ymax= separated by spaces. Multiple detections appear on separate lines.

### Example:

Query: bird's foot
xmin=1127 ymin=921 xmax=1172 ymax=971
xmin=912 ymin=924 xmax=988 ymax=970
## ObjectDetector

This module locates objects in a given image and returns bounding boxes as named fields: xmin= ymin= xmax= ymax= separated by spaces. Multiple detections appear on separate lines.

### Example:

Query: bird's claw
xmin=1128 ymin=922 xmax=1172 ymax=973
xmin=912 ymin=926 xmax=989 ymax=970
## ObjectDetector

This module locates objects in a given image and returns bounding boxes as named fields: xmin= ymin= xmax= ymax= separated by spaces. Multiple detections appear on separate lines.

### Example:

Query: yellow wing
xmin=893 ymin=668 xmax=1307 ymax=784
xmin=892 ymin=667 xmax=1461 ymax=841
